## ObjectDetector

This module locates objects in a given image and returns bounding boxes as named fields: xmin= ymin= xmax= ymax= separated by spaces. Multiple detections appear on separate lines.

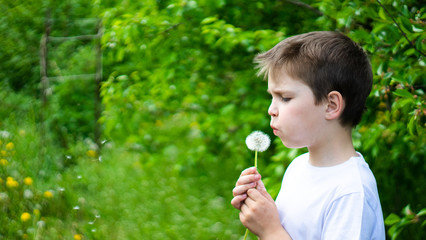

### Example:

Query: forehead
xmin=267 ymin=70 xmax=307 ymax=93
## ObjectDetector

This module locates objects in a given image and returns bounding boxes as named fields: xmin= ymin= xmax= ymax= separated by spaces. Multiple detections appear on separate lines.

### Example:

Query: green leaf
xmin=417 ymin=208 xmax=426 ymax=216
xmin=412 ymin=25 xmax=424 ymax=33
xmin=393 ymin=89 xmax=414 ymax=99
xmin=385 ymin=213 xmax=401 ymax=226
xmin=403 ymin=204 xmax=413 ymax=216
xmin=201 ymin=16 xmax=217 ymax=25
xmin=378 ymin=7 xmax=388 ymax=21
xmin=408 ymin=116 xmax=416 ymax=136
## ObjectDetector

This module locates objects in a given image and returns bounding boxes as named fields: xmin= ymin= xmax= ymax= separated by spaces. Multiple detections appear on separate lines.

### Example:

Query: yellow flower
xmin=24 ymin=177 xmax=33 ymax=186
xmin=0 ymin=158 xmax=8 ymax=166
xmin=155 ymin=119 xmax=163 ymax=127
xmin=43 ymin=190 xmax=53 ymax=199
xmin=5 ymin=142 xmax=14 ymax=150
xmin=6 ymin=177 xmax=19 ymax=188
xmin=21 ymin=212 xmax=31 ymax=222
xmin=74 ymin=234 xmax=83 ymax=240
xmin=86 ymin=150 xmax=97 ymax=158
xmin=33 ymin=209 xmax=40 ymax=216
xmin=0 ymin=150 xmax=6 ymax=156
xmin=19 ymin=129 xmax=26 ymax=136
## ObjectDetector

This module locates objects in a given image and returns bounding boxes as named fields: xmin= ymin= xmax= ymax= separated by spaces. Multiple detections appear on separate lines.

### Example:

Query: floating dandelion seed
xmin=243 ymin=131 xmax=270 ymax=240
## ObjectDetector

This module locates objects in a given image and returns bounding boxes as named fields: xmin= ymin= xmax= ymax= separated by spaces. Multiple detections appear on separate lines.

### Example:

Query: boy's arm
xmin=322 ymin=192 xmax=384 ymax=240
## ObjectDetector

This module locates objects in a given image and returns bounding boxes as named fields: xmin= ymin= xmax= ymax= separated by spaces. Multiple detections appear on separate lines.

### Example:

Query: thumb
xmin=256 ymin=179 xmax=274 ymax=202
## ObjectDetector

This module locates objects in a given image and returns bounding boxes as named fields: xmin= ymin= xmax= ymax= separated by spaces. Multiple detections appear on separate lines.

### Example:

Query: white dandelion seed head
xmin=245 ymin=131 xmax=271 ymax=152
xmin=23 ymin=189 xmax=34 ymax=199
xmin=37 ymin=220 xmax=46 ymax=228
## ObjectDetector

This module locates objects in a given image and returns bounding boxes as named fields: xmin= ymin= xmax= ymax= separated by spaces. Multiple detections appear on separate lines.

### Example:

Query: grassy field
xmin=1 ymin=118 xmax=252 ymax=239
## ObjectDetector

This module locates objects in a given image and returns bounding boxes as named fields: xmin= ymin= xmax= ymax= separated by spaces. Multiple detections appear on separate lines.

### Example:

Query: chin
xmin=281 ymin=138 xmax=306 ymax=149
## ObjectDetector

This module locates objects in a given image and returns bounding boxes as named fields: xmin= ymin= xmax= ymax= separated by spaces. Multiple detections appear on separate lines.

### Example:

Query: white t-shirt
xmin=275 ymin=152 xmax=385 ymax=240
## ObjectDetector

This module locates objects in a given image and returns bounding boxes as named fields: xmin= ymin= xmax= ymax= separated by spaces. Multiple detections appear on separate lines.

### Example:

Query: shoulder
xmin=287 ymin=152 xmax=309 ymax=170
xmin=332 ymin=153 xmax=382 ymax=213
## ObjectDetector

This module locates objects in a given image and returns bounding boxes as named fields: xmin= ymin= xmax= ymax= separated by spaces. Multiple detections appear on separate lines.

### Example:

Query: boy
xmin=231 ymin=31 xmax=385 ymax=239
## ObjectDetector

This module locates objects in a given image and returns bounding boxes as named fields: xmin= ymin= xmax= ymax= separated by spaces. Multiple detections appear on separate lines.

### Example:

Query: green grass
xmin=57 ymin=146 xmax=244 ymax=239
xmin=1 ymin=120 xmax=247 ymax=239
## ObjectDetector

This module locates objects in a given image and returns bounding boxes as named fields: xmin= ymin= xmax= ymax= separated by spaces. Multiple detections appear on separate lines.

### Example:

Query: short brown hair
xmin=255 ymin=31 xmax=372 ymax=127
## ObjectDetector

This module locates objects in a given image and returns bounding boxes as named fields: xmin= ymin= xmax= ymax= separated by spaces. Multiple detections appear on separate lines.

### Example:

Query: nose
xmin=268 ymin=100 xmax=278 ymax=117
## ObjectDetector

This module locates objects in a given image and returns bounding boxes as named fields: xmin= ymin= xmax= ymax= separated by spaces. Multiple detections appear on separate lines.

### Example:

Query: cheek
xmin=279 ymin=104 xmax=318 ymax=132
xmin=280 ymin=105 xmax=304 ymax=122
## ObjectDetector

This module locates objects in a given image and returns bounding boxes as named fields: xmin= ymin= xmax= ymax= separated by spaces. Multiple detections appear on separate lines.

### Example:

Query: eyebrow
xmin=267 ymin=89 xmax=293 ymax=94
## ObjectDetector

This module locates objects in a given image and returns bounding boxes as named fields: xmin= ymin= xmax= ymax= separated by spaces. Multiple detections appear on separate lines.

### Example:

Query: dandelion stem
xmin=244 ymin=228 xmax=249 ymax=240
xmin=243 ymin=150 xmax=259 ymax=240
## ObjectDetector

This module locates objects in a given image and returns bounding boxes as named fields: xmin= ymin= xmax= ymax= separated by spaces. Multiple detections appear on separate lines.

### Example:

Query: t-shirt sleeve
xmin=322 ymin=192 xmax=376 ymax=240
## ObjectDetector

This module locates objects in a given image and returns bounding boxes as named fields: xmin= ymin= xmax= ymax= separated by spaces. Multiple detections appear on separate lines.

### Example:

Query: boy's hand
xmin=240 ymin=186 xmax=290 ymax=240
xmin=231 ymin=167 xmax=261 ymax=210
xmin=232 ymin=168 xmax=292 ymax=240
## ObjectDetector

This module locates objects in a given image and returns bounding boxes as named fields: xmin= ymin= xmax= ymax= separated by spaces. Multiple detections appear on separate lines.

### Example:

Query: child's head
xmin=255 ymin=31 xmax=372 ymax=127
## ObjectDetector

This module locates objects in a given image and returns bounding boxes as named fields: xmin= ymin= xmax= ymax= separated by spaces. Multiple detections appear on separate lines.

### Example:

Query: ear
xmin=325 ymin=91 xmax=345 ymax=120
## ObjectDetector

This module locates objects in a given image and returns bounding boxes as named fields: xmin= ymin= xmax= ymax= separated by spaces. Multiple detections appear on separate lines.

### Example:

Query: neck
xmin=308 ymin=126 xmax=357 ymax=167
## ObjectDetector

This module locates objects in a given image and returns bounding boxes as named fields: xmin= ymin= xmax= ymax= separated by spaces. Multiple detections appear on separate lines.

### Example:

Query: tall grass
xmin=1 ymin=89 xmax=245 ymax=239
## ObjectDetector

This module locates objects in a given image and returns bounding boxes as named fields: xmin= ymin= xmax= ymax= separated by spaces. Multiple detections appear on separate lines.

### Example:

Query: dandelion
xmin=37 ymin=220 xmax=45 ymax=228
xmin=86 ymin=150 xmax=97 ymax=158
xmin=24 ymin=177 xmax=33 ymax=186
xmin=245 ymin=131 xmax=271 ymax=167
xmin=24 ymin=189 xmax=34 ymax=199
xmin=0 ymin=158 xmax=8 ymax=166
xmin=33 ymin=209 xmax=41 ymax=216
xmin=1 ymin=150 xmax=7 ymax=156
xmin=243 ymin=130 xmax=271 ymax=240
xmin=0 ymin=130 xmax=10 ymax=138
xmin=6 ymin=177 xmax=19 ymax=188
xmin=43 ymin=190 xmax=53 ymax=199
xmin=0 ymin=192 xmax=8 ymax=202
xmin=74 ymin=234 xmax=83 ymax=240
xmin=21 ymin=212 xmax=31 ymax=222
xmin=5 ymin=142 xmax=14 ymax=150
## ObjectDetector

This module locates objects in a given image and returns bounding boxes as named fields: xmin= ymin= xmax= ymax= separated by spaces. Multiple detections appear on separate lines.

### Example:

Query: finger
xmin=239 ymin=208 xmax=248 ymax=227
xmin=255 ymin=180 xmax=274 ymax=202
xmin=233 ymin=182 xmax=257 ymax=196
xmin=240 ymin=201 xmax=249 ymax=215
xmin=247 ymin=188 xmax=264 ymax=201
xmin=241 ymin=166 xmax=258 ymax=176
xmin=236 ymin=173 xmax=261 ymax=186
xmin=231 ymin=193 xmax=247 ymax=209
xmin=243 ymin=194 xmax=256 ymax=208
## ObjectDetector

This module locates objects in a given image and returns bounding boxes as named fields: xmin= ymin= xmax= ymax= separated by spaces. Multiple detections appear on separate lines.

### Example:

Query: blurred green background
xmin=0 ymin=0 xmax=425 ymax=239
